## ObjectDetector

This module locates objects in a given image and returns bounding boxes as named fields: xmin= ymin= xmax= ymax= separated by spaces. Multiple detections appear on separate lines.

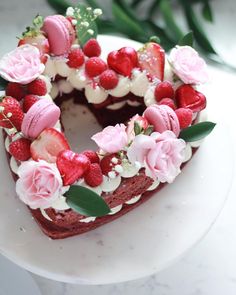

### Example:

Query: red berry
xmin=99 ymin=70 xmax=119 ymax=90
xmin=27 ymin=79 xmax=47 ymax=96
xmin=57 ymin=150 xmax=91 ymax=186
xmin=154 ymin=81 xmax=174 ymax=102
xmin=159 ymin=98 xmax=176 ymax=110
xmin=6 ymin=83 xmax=25 ymax=101
xmin=85 ymin=57 xmax=107 ymax=78
xmin=67 ymin=48 xmax=85 ymax=68
xmin=82 ymin=150 xmax=100 ymax=164
xmin=9 ymin=138 xmax=31 ymax=161
xmin=138 ymin=42 xmax=165 ymax=81
xmin=0 ymin=97 xmax=24 ymax=131
xmin=83 ymin=38 xmax=101 ymax=57
xmin=84 ymin=163 xmax=103 ymax=187
xmin=175 ymin=108 xmax=193 ymax=129
xmin=30 ymin=128 xmax=70 ymax=163
xmin=100 ymin=153 xmax=122 ymax=177
xmin=23 ymin=95 xmax=39 ymax=113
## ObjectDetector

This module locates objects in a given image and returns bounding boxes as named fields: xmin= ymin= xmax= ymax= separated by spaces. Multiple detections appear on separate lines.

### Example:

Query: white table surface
xmin=0 ymin=0 xmax=236 ymax=294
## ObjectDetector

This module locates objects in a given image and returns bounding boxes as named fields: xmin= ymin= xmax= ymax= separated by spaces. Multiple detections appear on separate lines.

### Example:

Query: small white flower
xmin=93 ymin=8 xmax=103 ymax=17
xmin=66 ymin=7 xmax=75 ymax=17
xmin=71 ymin=19 xmax=77 ymax=25
xmin=7 ymin=112 xmax=12 ymax=118
xmin=0 ymin=106 xmax=5 ymax=112
xmin=81 ymin=21 xmax=89 ymax=27
xmin=87 ymin=29 xmax=94 ymax=35
xmin=86 ymin=7 xmax=92 ymax=11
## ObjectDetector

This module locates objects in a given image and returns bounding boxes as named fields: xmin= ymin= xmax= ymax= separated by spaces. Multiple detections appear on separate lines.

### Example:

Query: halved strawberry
xmin=30 ymin=128 xmax=70 ymax=163
xmin=138 ymin=42 xmax=165 ymax=81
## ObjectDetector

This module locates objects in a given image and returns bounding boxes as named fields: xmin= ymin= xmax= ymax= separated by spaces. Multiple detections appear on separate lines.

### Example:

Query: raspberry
xmin=85 ymin=57 xmax=107 ymax=78
xmin=83 ymin=38 xmax=101 ymax=57
xmin=67 ymin=48 xmax=85 ymax=68
xmin=9 ymin=138 xmax=31 ymax=161
xmin=84 ymin=163 xmax=103 ymax=187
xmin=154 ymin=81 xmax=175 ymax=102
xmin=6 ymin=83 xmax=25 ymax=101
xmin=27 ymin=79 xmax=47 ymax=96
xmin=82 ymin=150 xmax=100 ymax=163
xmin=175 ymin=108 xmax=193 ymax=129
xmin=99 ymin=70 xmax=119 ymax=90
xmin=23 ymin=95 xmax=39 ymax=113
xmin=100 ymin=153 xmax=122 ymax=177
xmin=159 ymin=98 xmax=176 ymax=110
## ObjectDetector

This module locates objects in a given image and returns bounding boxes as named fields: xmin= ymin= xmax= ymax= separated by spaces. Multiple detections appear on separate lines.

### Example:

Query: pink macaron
xmin=42 ymin=15 xmax=75 ymax=56
xmin=143 ymin=104 xmax=180 ymax=136
xmin=21 ymin=99 xmax=61 ymax=139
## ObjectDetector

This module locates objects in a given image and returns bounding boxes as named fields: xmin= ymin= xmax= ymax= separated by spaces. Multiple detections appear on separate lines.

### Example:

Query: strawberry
xmin=99 ymin=69 xmax=119 ymax=90
xmin=5 ymin=83 xmax=25 ymax=101
xmin=154 ymin=81 xmax=174 ymax=102
xmin=159 ymin=98 xmax=176 ymax=110
xmin=175 ymin=108 xmax=193 ymax=129
xmin=82 ymin=150 xmax=100 ymax=164
xmin=9 ymin=138 xmax=31 ymax=161
xmin=100 ymin=153 xmax=122 ymax=177
xmin=0 ymin=97 xmax=24 ymax=131
xmin=85 ymin=57 xmax=107 ymax=78
xmin=23 ymin=95 xmax=39 ymax=113
xmin=83 ymin=38 xmax=101 ymax=57
xmin=175 ymin=84 xmax=207 ymax=112
xmin=107 ymin=47 xmax=138 ymax=77
xmin=27 ymin=78 xmax=47 ymax=96
xmin=138 ymin=42 xmax=165 ymax=81
xmin=30 ymin=128 xmax=70 ymax=163
xmin=57 ymin=150 xmax=91 ymax=186
xmin=67 ymin=48 xmax=85 ymax=68
xmin=84 ymin=163 xmax=103 ymax=187
xmin=18 ymin=15 xmax=50 ymax=64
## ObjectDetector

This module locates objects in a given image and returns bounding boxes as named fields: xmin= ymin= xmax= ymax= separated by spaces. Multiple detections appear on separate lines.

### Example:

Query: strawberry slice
xmin=30 ymin=128 xmax=70 ymax=163
xmin=138 ymin=42 xmax=165 ymax=81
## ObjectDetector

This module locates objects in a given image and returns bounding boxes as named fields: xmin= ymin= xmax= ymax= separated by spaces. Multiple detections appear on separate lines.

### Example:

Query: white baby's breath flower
xmin=66 ymin=7 xmax=75 ymax=17
xmin=87 ymin=29 xmax=94 ymax=35
xmin=93 ymin=8 xmax=103 ymax=17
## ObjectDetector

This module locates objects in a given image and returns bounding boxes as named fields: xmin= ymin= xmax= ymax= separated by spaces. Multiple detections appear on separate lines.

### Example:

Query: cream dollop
xmin=130 ymin=69 xmax=150 ymax=96
xmin=85 ymin=84 xmax=108 ymax=104
xmin=108 ymin=77 xmax=131 ymax=97
xmin=100 ymin=175 xmax=121 ymax=193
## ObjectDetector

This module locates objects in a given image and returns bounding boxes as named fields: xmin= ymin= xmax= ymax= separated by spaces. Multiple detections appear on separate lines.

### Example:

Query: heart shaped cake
xmin=0 ymin=6 xmax=215 ymax=239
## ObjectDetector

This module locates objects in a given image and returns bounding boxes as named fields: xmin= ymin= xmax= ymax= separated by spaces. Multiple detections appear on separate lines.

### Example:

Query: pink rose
xmin=169 ymin=46 xmax=209 ymax=84
xmin=92 ymin=124 xmax=128 ymax=153
xmin=127 ymin=131 xmax=186 ymax=183
xmin=0 ymin=44 xmax=45 ymax=85
xmin=16 ymin=160 xmax=64 ymax=209
xmin=126 ymin=114 xmax=149 ymax=142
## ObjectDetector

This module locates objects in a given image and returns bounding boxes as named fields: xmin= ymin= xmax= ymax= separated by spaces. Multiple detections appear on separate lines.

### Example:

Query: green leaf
xmin=144 ymin=125 xmax=154 ymax=136
xmin=149 ymin=35 xmax=161 ymax=44
xmin=65 ymin=185 xmax=110 ymax=217
xmin=134 ymin=121 xmax=142 ymax=136
xmin=75 ymin=3 xmax=98 ymax=47
xmin=178 ymin=31 xmax=194 ymax=46
xmin=202 ymin=1 xmax=213 ymax=22
xmin=0 ymin=77 xmax=7 ymax=91
xmin=179 ymin=121 xmax=216 ymax=142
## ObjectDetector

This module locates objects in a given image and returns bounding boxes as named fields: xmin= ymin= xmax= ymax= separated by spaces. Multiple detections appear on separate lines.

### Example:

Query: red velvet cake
xmin=0 ymin=5 xmax=215 ymax=239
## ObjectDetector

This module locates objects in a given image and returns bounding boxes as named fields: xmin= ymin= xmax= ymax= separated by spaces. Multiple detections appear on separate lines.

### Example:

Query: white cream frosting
xmin=144 ymin=85 xmax=156 ymax=106
xmin=44 ymin=57 xmax=57 ymax=78
xmin=57 ymin=80 xmax=74 ymax=94
xmin=40 ymin=209 xmax=53 ymax=221
xmin=147 ymin=179 xmax=160 ymax=191
xmin=38 ymin=75 xmax=52 ymax=94
xmin=120 ymin=160 xmax=141 ymax=178
xmin=85 ymin=84 xmax=108 ymax=104
xmin=10 ymin=157 xmax=19 ymax=175
xmin=125 ymin=194 xmax=141 ymax=204
xmin=130 ymin=69 xmax=150 ymax=96
xmin=50 ymin=195 xmax=70 ymax=211
xmin=76 ymin=179 xmax=103 ymax=195
xmin=68 ymin=68 xmax=87 ymax=90
xmin=100 ymin=175 xmax=121 ymax=193
xmin=183 ymin=143 xmax=193 ymax=162
xmin=108 ymin=204 xmax=123 ymax=215
xmin=55 ymin=59 xmax=73 ymax=77
xmin=127 ymin=100 xmax=141 ymax=107
xmin=50 ymin=82 xmax=59 ymax=99
xmin=5 ymin=136 xmax=10 ymax=152
xmin=79 ymin=216 xmax=96 ymax=223
xmin=106 ymin=101 xmax=126 ymax=110
xmin=109 ymin=77 xmax=131 ymax=97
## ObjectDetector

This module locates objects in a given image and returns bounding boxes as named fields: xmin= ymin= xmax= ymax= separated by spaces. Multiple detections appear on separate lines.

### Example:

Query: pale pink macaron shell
xmin=21 ymin=99 xmax=61 ymax=139
xmin=42 ymin=15 xmax=75 ymax=56
xmin=143 ymin=104 xmax=180 ymax=136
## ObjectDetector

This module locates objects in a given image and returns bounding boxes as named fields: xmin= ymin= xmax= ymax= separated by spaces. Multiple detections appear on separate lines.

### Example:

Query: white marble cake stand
xmin=0 ymin=36 xmax=233 ymax=284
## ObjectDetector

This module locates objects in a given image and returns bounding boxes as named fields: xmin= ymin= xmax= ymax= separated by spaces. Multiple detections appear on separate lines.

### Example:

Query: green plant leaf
xmin=134 ymin=121 xmax=142 ymax=136
xmin=149 ymin=35 xmax=161 ymax=44
xmin=0 ymin=77 xmax=7 ymax=91
xmin=144 ymin=125 xmax=154 ymax=136
xmin=202 ymin=1 xmax=213 ymax=22
xmin=65 ymin=185 xmax=110 ymax=217
xmin=75 ymin=3 xmax=98 ymax=47
xmin=179 ymin=121 xmax=216 ymax=142
xmin=178 ymin=31 xmax=194 ymax=46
